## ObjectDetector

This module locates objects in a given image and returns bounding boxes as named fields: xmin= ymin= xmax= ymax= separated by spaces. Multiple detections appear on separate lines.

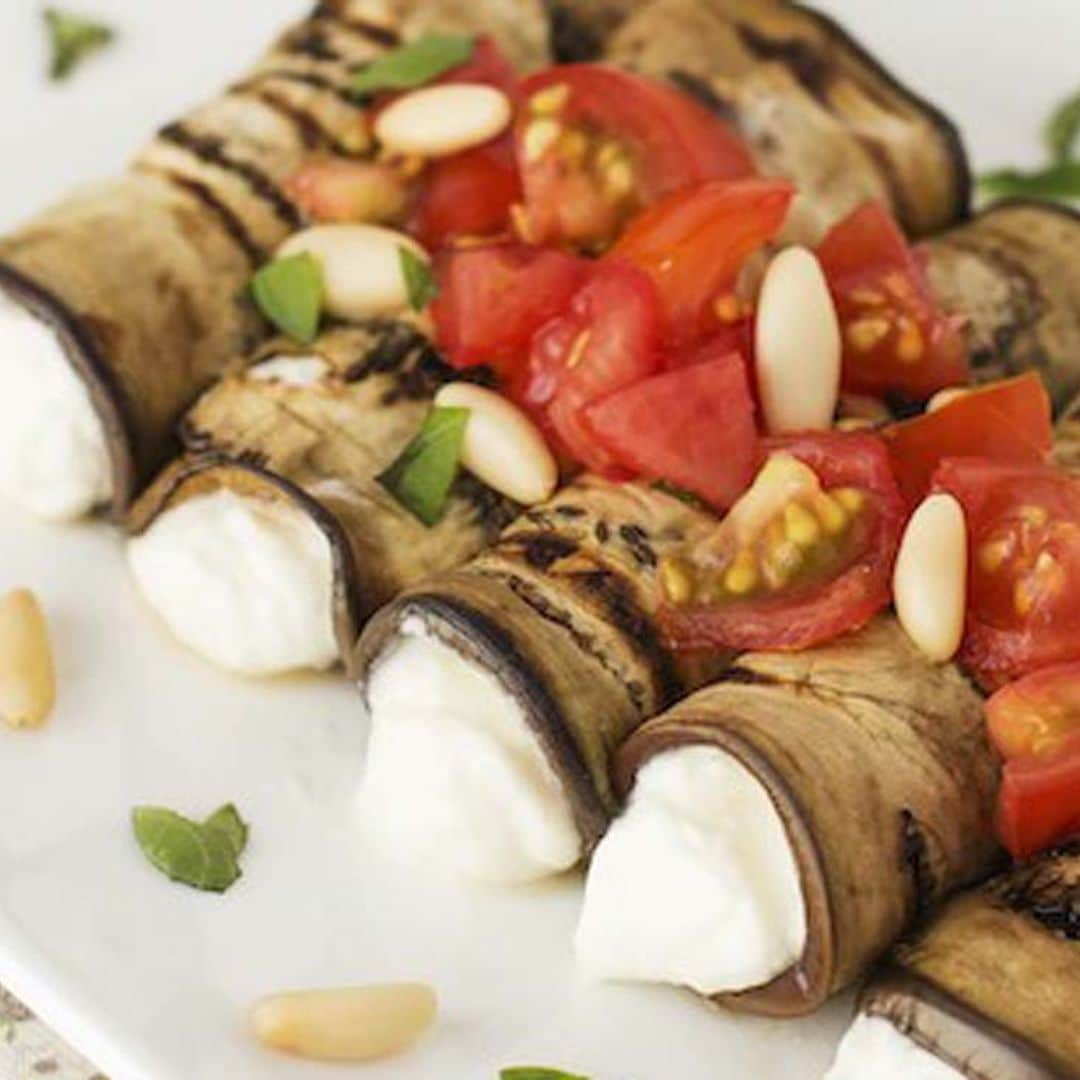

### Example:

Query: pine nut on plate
xmin=434 ymin=383 xmax=558 ymax=505
xmin=754 ymin=246 xmax=841 ymax=435
xmin=0 ymin=587 xmax=56 ymax=729
xmin=893 ymin=493 xmax=968 ymax=662
xmin=375 ymin=84 xmax=512 ymax=158
xmin=279 ymin=224 xmax=428 ymax=322
xmin=251 ymin=983 xmax=437 ymax=1062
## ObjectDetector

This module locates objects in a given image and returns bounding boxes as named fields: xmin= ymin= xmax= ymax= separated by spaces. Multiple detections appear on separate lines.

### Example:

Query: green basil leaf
xmin=44 ymin=7 xmax=114 ymax=82
xmin=399 ymin=247 xmax=438 ymax=312
xmin=500 ymin=1069 xmax=590 ymax=1080
xmin=979 ymin=162 xmax=1080 ymax=202
xmin=251 ymin=253 xmax=324 ymax=344
xmin=132 ymin=804 xmax=249 ymax=894
xmin=379 ymin=406 xmax=469 ymax=526
xmin=1045 ymin=88 xmax=1080 ymax=165
xmin=352 ymin=33 xmax=474 ymax=95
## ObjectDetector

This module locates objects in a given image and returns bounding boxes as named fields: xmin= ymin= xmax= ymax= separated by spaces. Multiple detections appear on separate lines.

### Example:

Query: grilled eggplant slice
xmin=835 ymin=846 xmax=1080 ymax=1079
xmin=0 ymin=0 xmax=549 ymax=519
xmin=126 ymin=323 xmax=516 ymax=674
xmin=605 ymin=0 xmax=969 ymax=239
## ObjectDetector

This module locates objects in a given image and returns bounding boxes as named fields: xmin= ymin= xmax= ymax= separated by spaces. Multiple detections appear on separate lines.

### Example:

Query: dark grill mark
xmin=344 ymin=321 xmax=431 ymax=380
xmin=312 ymin=3 xmax=401 ymax=48
xmin=555 ymin=505 xmax=587 ymax=519
xmin=282 ymin=25 xmax=344 ymax=63
xmin=511 ymin=532 xmax=581 ymax=571
xmin=618 ymin=523 xmax=658 ymax=568
xmin=158 ymin=123 xmax=302 ymax=230
xmin=454 ymin=472 xmax=518 ymax=530
xmin=900 ymin=809 xmax=936 ymax=925
xmin=989 ymin=845 xmax=1080 ymax=941
xmin=545 ymin=1 xmax=604 ymax=62
xmin=151 ymin=170 xmax=264 ymax=265
xmin=248 ymin=69 xmax=360 ymax=108
xmin=594 ymin=520 xmax=610 ymax=544
xmin=667 ymin=70 xmax=741 ymax=127
xmin=244 ymin=86 xmax=356 ymax=157
xmin=736 ymin=24 xmax=831 ymax=100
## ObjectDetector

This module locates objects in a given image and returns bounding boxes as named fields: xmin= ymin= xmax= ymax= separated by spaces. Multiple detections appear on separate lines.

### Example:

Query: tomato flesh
xmin=998 ymin=731 xmax=1080 ymax=860
xmin=614 ymin=178 xmax=793 ymax=346
xmin=932 ymin=459 xmax=1080 ymax=687
xmin=515 ymin=65 xmax=756 ymax=252
xmin=883 ymin=373 xmax=1052 ymax=506
xmin=988 ymin=661 xmax=1080 ymax=762
xmin=660 ymin=431 xmax=905 ymax=651
xmin=584 ymin=351 xmax=759 ymax=510
xmin=817 ymin=202 xmax=969 ymax=400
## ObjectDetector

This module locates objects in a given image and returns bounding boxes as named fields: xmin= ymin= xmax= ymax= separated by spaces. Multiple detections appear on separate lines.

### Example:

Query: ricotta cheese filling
xmin=360 ymin=622 xmax=583 ymax=884
xmin=0 ymin=292 xmax=113 ymax=520
xmin=126 ymin=488 xmax=339 ymax=676
xmin=575 ymin=745 xmax=806 ymax=995
xmin=827 ymin=1014 xmax=965 ymax=1080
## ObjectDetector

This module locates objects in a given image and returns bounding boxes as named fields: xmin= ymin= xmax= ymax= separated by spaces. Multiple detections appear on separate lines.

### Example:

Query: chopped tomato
xmin=431 ymin=243 xmax=587 ymax=372
xmin=584 ymin=351 xmax=759 ymax=509
xmin=883 ymin=373 xmax=1052 ymax=505
xmin=514 ymin=65 xmax=756 ymax=251
xmin=660 ymin=431 xmax=905 ymax=651
xmin=987 ymin=661 xmax=1080 ymax=762
xmin=663 ymin=319 xmax=755 ymax=372
xmin=283 ymin=159 xmax=410 ymax=225
xmin=932 ymin=459 xmax=1080 ymax=687
xmin=614 ymin=178 xmax=793 ymax=346
xmin=817 ymin=202 xmax=969 ymax=400
xmin=524 ymin=260 xmax=662 ymax=472
xmin=409 ymin=38 xmax=522 ymax=248
xmin=998 ymin=731 xmax=1080 ymax=859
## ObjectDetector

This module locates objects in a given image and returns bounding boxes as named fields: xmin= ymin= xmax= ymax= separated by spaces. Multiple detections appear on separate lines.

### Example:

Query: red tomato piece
xmin=932 ymin=459 xmax=1080 ymax=687
xmin=283 ymin=159 xmax=410 ymax=225
xmin=987 ymin=660 xmax=1080 ymax=762
xmin=514 ymin=65 xmax=756 ymax=251
xmin=431 ymin=243 xmax=587 ymax=373
xmin=613 ymin=178 xmax=793 ymax=346
xmin=883 ymin=373 xmax=1052 ymax=506
xmin=998 ymin=731 xmax=1080 ymax=859
xmin=661 ymin=431 xmax=905 ymax=652
xmin=817 ymin=202 xmax=969 ymax=400
xmin=584 ymin=352 xmax=759 ymax=509
xmin=524 ymin=260 xmax=662 ymax=472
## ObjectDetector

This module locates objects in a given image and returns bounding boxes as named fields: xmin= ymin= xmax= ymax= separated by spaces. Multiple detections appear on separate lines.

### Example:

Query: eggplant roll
xmin=829 ymin=847 xmax=1080 ymax=1079
xmin=0 ymin=0 xmax=550 ymax=522
xmin=126 ymin=324 xmax=515 ymax=677
xmin=605 ymin=0 xmax=970 ymax=240
xmin=351 ymin=201 xmax=1080 ymax=886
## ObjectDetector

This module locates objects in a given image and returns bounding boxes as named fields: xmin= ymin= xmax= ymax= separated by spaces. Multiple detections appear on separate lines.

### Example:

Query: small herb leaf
xmin=251 ymin=253 xmax=324 ymax=344
xmin=44 ymin=7 xmax=114 ymax=82
xmin=399 ymin=247 xmax=438 ymax=312
xmin=1045 ymin=88 xmax=1080 ymax=165
xmin=132 ymin=804 xmax=249 ymax=894
xmin=500 ymin=1069 xmax=590 ymax=1080
xmin=352 ymin=33 xmax=474 ymax=95
xmin=979 ymin=162 xmax=1080 ymax=202
xmin=379 ymin=406 xmax=469 ymax=526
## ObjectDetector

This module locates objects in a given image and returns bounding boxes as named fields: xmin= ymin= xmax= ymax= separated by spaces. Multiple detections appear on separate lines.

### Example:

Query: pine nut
xmin=755 ymin=247 xmax=841 ymax=434
xmin=375 ymin=84 xmax=511 ymax=158
xmin=0 ymin=589 xmax=56 ymax=729
xmin=926 ymin=386 xmax=972 ymax=413
xmin=894 ymin=494 xmax=967 ymax=663
xmin=434 ymin=383 xmax=558 ymax=505
xmin=279 ymin=225 xmax=428 ymax=322
xmin=251 ymin=983 xmax=436 ymax=1062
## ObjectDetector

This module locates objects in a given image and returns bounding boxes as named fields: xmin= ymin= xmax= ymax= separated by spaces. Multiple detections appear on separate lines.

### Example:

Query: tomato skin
xmin=883 ymin=373 xmax=1052 ymax=506
xmin=431 ymin=243 xmax=587 ymax=372
xmin=525 ymin=259 xmax=662 ymax=472
xmin=987 ymin=661 xmax=1080 ymax=762
xmin=998 ymin=731 xmax=1080 ymax=859
xmin=584 ymin=351 xmax=759 ymax=509
xmin=515 ymin=65 xmax=756 ymax=251
xmin=661 ymin=431 xmax=905 ymax=652
xmin=932 ymin=459 xmax=1080 ymax=687
xmin=614 ymin=178 xmax=793 ymax=346
xmin=817 ymin=202 xmax=969 ymax=400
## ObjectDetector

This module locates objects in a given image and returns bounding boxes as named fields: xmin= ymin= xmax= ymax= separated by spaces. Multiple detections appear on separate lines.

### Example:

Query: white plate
xmin=0 ymin=3 xmax=1075 ymax=1078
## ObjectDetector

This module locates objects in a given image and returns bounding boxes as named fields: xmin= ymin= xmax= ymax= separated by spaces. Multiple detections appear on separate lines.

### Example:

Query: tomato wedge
xmin=614 ymin=178 xmax=794 ymax=346
xmin=524 ymin=259 xmax=662 ymax=472
xmin=883 ymin=373 xmax=1052 ymax=506
xmin=998 ymin=731 xmax=1080 ymax=860
xmin=584 ymin=350 xmax=759 ymax=509
xmin=431 ymin=243 xmax=587 ymax=372
xmin=660 ymin=431 xmax=905 ymax=651
xmin=932 ymin=459 xmax=1080 ymax=687
xmin=410 ymin=38 xmax=522 ymax=248
xmin=514 ymin=65 xmax=756 ymax=251
xmin=817 ymin=202 xmax=969 ymax=400
xmin=988 ymin=661 xmax=1080 ymax=762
